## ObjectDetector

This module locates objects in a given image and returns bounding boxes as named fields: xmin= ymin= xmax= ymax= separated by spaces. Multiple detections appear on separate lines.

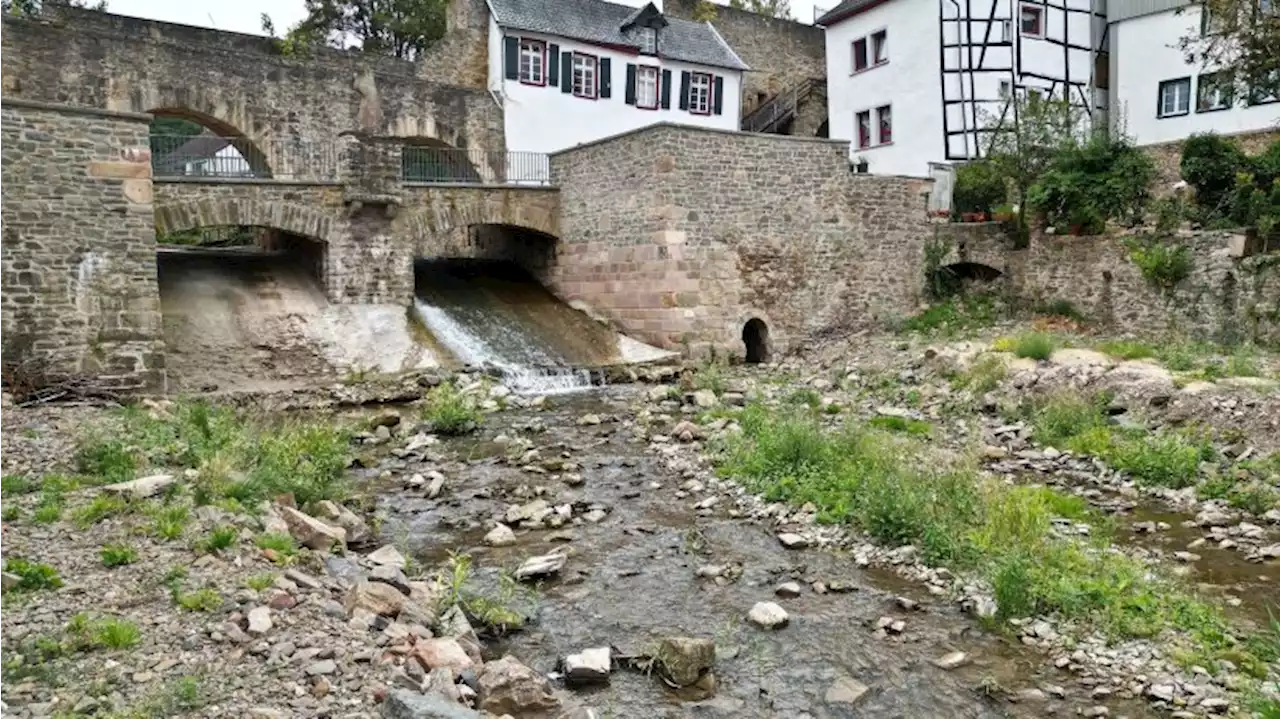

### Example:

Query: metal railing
xmin=742 ymin=77 xmax=820 ymax=134
xmin=149 ymin=134 xmax=341 ymax=182
xmin=401 ymin=147 xmax=551 ymax=186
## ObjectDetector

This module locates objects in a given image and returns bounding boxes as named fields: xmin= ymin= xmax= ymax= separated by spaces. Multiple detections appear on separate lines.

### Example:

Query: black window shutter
xmin=504 ymin=37 xmax=520 ymax=80
xmin=549 ymin=44 xmax=560 ymax=87
xmin=625 ymin=64 xmax=637 ymax=105
xmin=661 ymin=69 xmax=672 ymax=109
xmin=679 ymin=71 xmax=691 ymax=110
xmin=712 ymin=75 xmax=724 ymax=115
xmin=600 ymin=58 xmax=612 ymax=98
xmin=561 ymin=53 xmax=573 ymax=94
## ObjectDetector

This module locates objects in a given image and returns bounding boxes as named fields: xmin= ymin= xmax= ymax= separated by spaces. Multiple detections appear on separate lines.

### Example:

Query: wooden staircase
xmin=741 ymin=77 xmax=822 ymax=134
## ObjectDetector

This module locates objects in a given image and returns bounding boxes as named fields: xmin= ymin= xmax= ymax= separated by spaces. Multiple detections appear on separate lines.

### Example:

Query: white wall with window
xmin=490 ymin=30 xmax=743 ymax=156
xmin=823 ymin=0 xmax=939 ymax=176
xmin=1111 ymin=4 xmax=1279 ymax=146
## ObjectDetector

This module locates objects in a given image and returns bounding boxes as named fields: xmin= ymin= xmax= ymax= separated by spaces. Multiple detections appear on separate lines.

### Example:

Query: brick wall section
xmin=1 ymin=100 xmax=165 ymax=390
xmin=934 ymin=223 xmax=1280 ymax=344
xmin=0 ymin=5 xmax=501 ymax=164
xmin=1142 ymin=129 xmax=1280 ymax=195
xmin=549 ymin=123 xmax=933 ymax=357
xmin=664 ymin=0 xmax=826 ymax=119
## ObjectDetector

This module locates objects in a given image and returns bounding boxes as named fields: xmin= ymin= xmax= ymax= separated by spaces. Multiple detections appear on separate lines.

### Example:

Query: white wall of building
xmin=493 ymin=29 xmax=742 ymax=155
xmin=1112 ymin=6 xmax=1280 ymax=145
xmin=823 ymin=0 xmax=942 ymax=177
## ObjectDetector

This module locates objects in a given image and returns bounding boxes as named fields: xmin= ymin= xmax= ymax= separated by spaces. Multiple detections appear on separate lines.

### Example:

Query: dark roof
xmin=814 ymin=0 xmax=892 ymax=27
xmin=488 ymin=0 xmax=749 ymax=71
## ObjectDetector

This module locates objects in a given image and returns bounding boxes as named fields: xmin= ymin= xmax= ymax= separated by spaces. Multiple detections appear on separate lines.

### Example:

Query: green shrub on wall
xmin=952 ymin=160 xmax=1006 ymax=216
xmin=1025 ymin=134 xmax=1156 ymax=234
xmin=1126 ymin=237 xmax=1193 ymax=292
xmin=1181 ymin=134 xmax=1251 ymax=213
xmin=1181 ymin=134 xmax=1280 ymax=239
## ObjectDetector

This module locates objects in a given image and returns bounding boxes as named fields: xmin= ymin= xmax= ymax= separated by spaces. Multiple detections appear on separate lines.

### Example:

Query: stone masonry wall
xmin=1 ymin=99 xmax=165 ymax=390
xmin=0 ymin=5 xmax=502 ymax=167
xmin=665 ymin=0 xmax=826 ymax=119
xmin=550 ymin=123 xmax=933 ymax=358
xmin=934 ymin=223 xmax=1280 ymax=344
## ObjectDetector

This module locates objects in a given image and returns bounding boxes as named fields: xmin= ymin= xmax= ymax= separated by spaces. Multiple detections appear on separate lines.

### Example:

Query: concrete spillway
xmin=156 ymin=248 xmax=670 ymax=392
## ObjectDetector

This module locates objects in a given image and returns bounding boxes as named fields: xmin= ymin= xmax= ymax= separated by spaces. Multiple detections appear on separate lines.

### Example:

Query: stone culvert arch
xmin=154 ymin=199 xmax=339 ymax=245
xmin=401 ymin=191 xmax=560 ymax=258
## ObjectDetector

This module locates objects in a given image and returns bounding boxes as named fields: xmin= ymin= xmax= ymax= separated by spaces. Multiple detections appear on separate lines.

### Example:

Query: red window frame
xmin=1020 ymin=4 xmax=1044 ymax=37
xmin=636 ymin=65 xmax=661 ymax=110
xmin=876 ymin=104 xmax=892 ymax=144
xmin=852 ymin=38 xmax=868 ymax=72
xmin=689 ymin=71 xmax=712 ymax=115
xmin=571 ymin=52 xmax=599 ymax=100
xmin=856 ymin=110 xmax=871 ymax=149
xmin=518 ymin=38 xmax=547 ymax=87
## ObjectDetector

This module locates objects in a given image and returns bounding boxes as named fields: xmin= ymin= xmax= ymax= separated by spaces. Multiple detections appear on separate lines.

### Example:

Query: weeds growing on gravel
xmin=866 ymin=415 xmax=931 ymax=436
xmin=198 ymin=525 xmax=238 ymax=554
xmin=1 ymin=474 xmax=34 ymax=495
xmin=2 ymin=558 xmax=62 ymax=592
xmin=950 ymin=355 xmax=1008 ymax=394
xmin=714 ymin=404 xmax=1244 ymax=655
xmin=420 ymin=383 xmax=482 ymax=436
xmin=174 ymin=588 xmax=222 ymax=613
xmin=246 ymin=573 xmax=277 ymax=591
xmin=73 ymin=494 xmax=129 ymax=527
xmin=254 ymin=532 xmax=299 ymax=562
xmin=148 ymin=504 xmax=190 ymax=540
xmin=1096 ymin=340 xmax=1155 ymax=360
xmin=1013 ymin=332 xmax=1056 ymax=361
xmin=73 ymin=401 xmax=355 ymax=511
xmin=899 ymin=293 xmax=1001 ymax=336
xmin=85 ymin=616 xmax=142 ymax=650
xmin=100 ymin=543 xmax=139 ymax=567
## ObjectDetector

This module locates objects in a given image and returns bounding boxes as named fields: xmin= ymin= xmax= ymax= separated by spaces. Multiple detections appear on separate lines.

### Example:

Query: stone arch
xmin=400 ymin=137 xmax=483 ymax=184
xmin=731 ymin=309 xmax=784 ymax=361
xmin=742 ymin=318 xmax=770 ymax=364
xmin=114 ymin=83 xmax=276 ymax=160
xmin=931 ymin=262 xmax=1003 ymax=297
xmin=148 ymin=106 xmax=274 ymax=178
xmin=403 ymin=194 xmax=559 ymax=255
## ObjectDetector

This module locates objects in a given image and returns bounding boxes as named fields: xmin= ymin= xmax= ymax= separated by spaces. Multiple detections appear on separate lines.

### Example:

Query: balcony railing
xmin=402 ymin=147 xmax=551 ymax=186
xmin=149 ymin=134 xmax=341 ymax=182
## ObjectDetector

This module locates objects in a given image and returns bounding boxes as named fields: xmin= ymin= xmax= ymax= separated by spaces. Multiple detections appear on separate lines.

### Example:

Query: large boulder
xmin=314 ymin=500 xmax=372 ymax=545
xmin=381 ymin=689 xmax=480 ymax=719
xmin=654 ymin=637 xmax=715 ymax=687
xmin=412 ymin=638 xmax=475 ymax=673
xmin=280 ymin=506 xmax=346 ymax=551
xmin=102 ymin=473 xmax=175 ymax=500
xmin=344 ymin=580 xmax=405 ymax=618
xmin=476 ymin=656 xmax=560 ymax=715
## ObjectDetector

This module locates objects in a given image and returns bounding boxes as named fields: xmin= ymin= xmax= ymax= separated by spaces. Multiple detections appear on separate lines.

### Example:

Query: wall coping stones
xmin=402 ymin=182 xmax=561 ymax=192
xmin=547 ymin=121 xmax=852 ymax=158
xmin=153 ymin=177 xmax=345 ymax=188
xmin=0 ymin=97 xmax=152 ymax=122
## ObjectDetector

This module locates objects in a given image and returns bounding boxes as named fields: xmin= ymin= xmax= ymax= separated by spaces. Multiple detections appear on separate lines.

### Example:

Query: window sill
xmin=1156 ymin=111 xmax=1190 ymax=119
xmin=850 ymin=61 xmax=888 ymax=77
xmin=636 ymin=102 xmax=660 ymax=111
xmin=573 ymin=93 xmax=600 ymax=101
xmin=856 ymin=141 xmax=893 ymax=151
xmin=1020 ymin=31 xmax=1044 ymax=39
xmin=518 ymin=78 xmax=547 ymax=87
xmin=1195 ymin=104 xmax=1232 ymax=114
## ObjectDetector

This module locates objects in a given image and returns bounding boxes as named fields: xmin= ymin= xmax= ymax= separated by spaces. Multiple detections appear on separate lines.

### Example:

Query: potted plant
xmin=992 ymin=203 xmax=1016 ymax=222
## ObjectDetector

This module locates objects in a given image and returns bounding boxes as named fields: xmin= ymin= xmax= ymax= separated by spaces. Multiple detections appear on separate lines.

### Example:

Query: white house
xmin=1108 ymin=0 xmax=1279 ymax=147
xmin=817 ymin=0 xmax=1105 ymax=177
xmin=486 ymin=0 xmax=749 ymax=157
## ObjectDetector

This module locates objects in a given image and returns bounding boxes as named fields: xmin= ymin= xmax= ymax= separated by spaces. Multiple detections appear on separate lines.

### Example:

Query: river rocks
xmin=825 ymin=675 xmax=870 ymax=705
xmin=245 ymin=606 xmax=272 ymax=635
xmin=747 ymin=601 xmax=789 ymax=629
xmin=476 ymin=656 xmax=559 ymax=715
xmin=368 ymin=545 xmax=408 ymax=569
xmin=315 ymin=500 xmax=372 ymax=545
xmin=691 ymin=390 xmax=718 ymax=408
xmin=671 ymin=420 xmax=702 ymax=442
xmin=562 ymin=647 xmax=611 ymax=686
xmin=776 ymin=532 xmax=809 ymax=549
xmin=933 ymin=651 xmax=970 ymax=670
xmin=774 ymin=582 xmax=801 ymax=598
xmin=654 ymin=637 xmax=715 ymax=687
xmin=1146 ymin=682 xmax=1177 ymax=702
xmin=382 ymin=688 xmax=481 ymax=719
xmin=514 ymin=551 xmax=566 ymax=581
xmin=412 ymin=638 xmax=474 ymax=673
xmin=102 ymin=473 xmax=175 ymax=499
xmin=370 ymin=565 xmax=412 ymax=595
xmin=305 ymin=659 xmax=337 ymax=676
xmin=484 ymin=524 xmax=518 ymax=547
xmin=345 ymin=580 xmax=406 ymax=617
xmin=280 ymin=506 xmax=347 ymax=551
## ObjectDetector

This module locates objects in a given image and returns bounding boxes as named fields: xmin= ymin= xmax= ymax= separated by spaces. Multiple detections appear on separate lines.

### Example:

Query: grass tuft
xmin=72 ymin=494 xmax=129 ymax=527
xmin=1097 ymin=340 xmax=1155 ymax=360
xmin=197 ymin=525 xmax=238 ymax=554
xmin=2 ymin=558 xmax=63 ymax=592
xmin=951 ymin=355 xmax=1008 ymax=394
xmin=175 ymin=587 xmax=222 ymax=613
xmin=867 ymin=415 xmax=932 ymax=435
xmin=148 ymin=504 xmax=190 ymax=541
xmin=100 ymin=543 xmax=139 ymax=568
xmin=254 ymin=532 xmax=299 ymax=563
xmin=1013 ymin=332 xmax=1055 ymax=361
xmin=420 ymin=383 xmax=482 ymax=436
xmin=246 ymin=572 xmax=277 ymax=592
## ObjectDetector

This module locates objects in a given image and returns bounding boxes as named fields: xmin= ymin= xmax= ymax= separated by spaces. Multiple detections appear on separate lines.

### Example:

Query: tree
xmin=1177 ymin=0 xmax=1280 ymax=104
xmin=728 ymin=0 xmax=791 ymax=19
xmin=4 ymin=0 xmax=106 ymax=16
xmin=263 ymin=0 xmax=448 ymax=60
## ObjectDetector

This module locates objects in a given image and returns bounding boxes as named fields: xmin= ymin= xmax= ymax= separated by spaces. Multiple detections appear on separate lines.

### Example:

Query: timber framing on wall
xmin=938 ymin=0 xmax=1108 ymax=162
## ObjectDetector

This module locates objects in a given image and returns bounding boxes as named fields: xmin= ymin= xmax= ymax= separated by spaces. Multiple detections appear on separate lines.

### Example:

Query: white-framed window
xmin=856 ymin=110 xmax=871 ymax=149
xmin=1020 ymin=3 xmax=1044 ymax=37
xmin=1158 ymin=77 xmax=1191 ymax=117
xmin=572 ymin=53 xmax=598 ymax=99
xmin=636 ymin=65 xmax=659 ymax=109
xmin=637 ymin=26 xmax=657 ymax=54
xmin=689 ymin=72 xmax=711 ymax=114
xmin=1196 ymin=72 xmax=1232 ymax=111
xmin=851 ymin=29 xmax=888 ymax=73
xmin=518 ymin=38 xmax=545 ymax=85
xmin=876 ymin=104 xmax=892 ymax=144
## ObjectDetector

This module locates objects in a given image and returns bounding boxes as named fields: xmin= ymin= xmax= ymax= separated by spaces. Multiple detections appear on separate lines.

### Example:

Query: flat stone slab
xmin=563 ymin=646 xmax=611 ymax=686
xmin=747 ymin=601 xmax=789 ymax=629
xmin=103 ymin=473 xmax=175 ymax=499
xmin=514 ymin=551 xmax=567 ymax=581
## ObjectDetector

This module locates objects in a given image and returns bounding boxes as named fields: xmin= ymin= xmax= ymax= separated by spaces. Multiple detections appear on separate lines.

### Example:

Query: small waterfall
xmin=412 ymin=298 xmax=595 ymax=395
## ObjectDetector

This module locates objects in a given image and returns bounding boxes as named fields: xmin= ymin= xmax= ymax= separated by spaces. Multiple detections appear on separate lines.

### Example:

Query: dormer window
xmin=637 ymin=26 xmax=657 ymax=54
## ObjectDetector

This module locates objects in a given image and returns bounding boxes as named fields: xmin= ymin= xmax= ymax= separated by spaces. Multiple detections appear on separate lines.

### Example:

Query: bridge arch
xmin=402 ymin=194 xmax=559 ymax=248
xmin=154 ymin=199 xmax=338 ymax=245
xmin=149 ymin=107 xmax=274 ymax=178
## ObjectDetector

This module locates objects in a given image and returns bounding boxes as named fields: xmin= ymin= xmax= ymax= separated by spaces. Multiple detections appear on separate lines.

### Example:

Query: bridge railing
xmin=401 ymin=148 xmax=551 ymax=186
xmin=149 ymin=135 xmax=342 ymax=181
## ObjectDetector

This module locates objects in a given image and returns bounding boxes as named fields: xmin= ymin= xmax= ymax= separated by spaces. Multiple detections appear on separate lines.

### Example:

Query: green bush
xmin=1127 ymin=238 xmax=1193 ymax=290
xmin=953 ymin=160 xmax=1006 ymax=215
xmin=1031 ymin=394 xmax=1107 ymax=448
xmin=3 ymin=558 xmax=63 ymax=592
xmin=1026 ymin=134 xmax=1156 ymax=232
xmin=420 ymin=383 xmax=482 ymax=436
xmin=1182 ymin=133 xmax=1251 ymax=213
xmin=1013 ymin=333 xmax=1055 ymax=360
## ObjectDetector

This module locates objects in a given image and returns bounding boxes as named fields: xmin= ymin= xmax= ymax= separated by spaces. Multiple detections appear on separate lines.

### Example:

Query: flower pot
xmin=993 ymin=212 xmax=1014 ymax=222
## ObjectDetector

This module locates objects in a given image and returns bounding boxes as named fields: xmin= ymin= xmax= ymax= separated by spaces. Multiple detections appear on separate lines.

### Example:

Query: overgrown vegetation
xmin=952 ymin=160 xmax=1006 ymax=218
xmin=714 ymin=405 xmax=1249 ymax=659
xmin=1026 ymin=134 xmax=1156 ymax=234
xmin=1126 ymin=236 xmax=1194 ymax=292
xmin=1179 ymin=134 xmax=1280 ymax=238
xmin=73 ymin=401 xmax=354 ymax=511
xmin=437 ymin=552 xmax=533 ymax=636
xmin=100 ymin=543 xmax=139 ymax=568
xmin=900 ymin=292 xmax=1002 ymax=336
xmin=1012 ymin=332 xmax=1055 ymax=360
xmin=2 ymin=557 xmax=63 ymax=592
xmin=949 ymin=355 xmax=1008 ymax=394
xmin=420 ymin=383 xmax=482 ymax=435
